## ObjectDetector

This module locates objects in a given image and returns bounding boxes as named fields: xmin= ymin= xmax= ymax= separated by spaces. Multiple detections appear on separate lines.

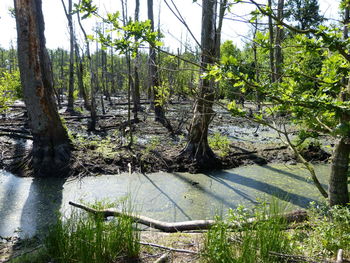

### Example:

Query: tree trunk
xmin=275 ymin=0 xmax=284 ymax=82
xmin=329 ymin=138 xmax=350 ymax=206
xmin=14 ymin=0 xmax=71 ymax=177
xmin=268 ymin=0 xmax=276 ymax=83
xmin=133 ymin=0 xmax=141 ymax=113
xmin=74 ymin=42 xmax=91 ymax=110
xmin=76 ymin=8 xmax=97 ymax=131
xmin=60 ymin=0 xmax=75 ymax=111
xmin=329 ymin=6 xmax=350 ymax=206
xmin=147 ymin=0 xmax=173 ymax=132
xmin=180 ymin=0 xmax=219 ymax=169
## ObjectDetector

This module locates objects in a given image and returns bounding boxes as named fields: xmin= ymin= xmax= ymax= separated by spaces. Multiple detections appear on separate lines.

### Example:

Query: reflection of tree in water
xmin=20 ymin=176 xmax=66 ymax=238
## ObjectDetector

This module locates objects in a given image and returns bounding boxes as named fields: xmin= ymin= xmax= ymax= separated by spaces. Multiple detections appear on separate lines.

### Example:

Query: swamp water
xmin=0 ymin=164 xmax=330 ymax=238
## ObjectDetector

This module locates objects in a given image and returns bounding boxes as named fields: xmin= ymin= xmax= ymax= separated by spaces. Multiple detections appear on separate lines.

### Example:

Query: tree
xmin=328 ymin=3 xmax=350 ymax=206
xmin=147 ymin=0 xmax=172 ymax=131
xmin=60 ymin=0 xmax=75 ymax=112
xmin=133 ymin=0 xmax=141 ymax=113
xmin=275 ymin=0 xmax=285 ymax=82
xmin=217 ymin=0 xmax=350 ymax=206
xmin=180 ymin=0 xmax=220 ymax=169
xmin=285 ymin=0 xmax=324 ymax=30
xmin=14 ymin=0 xmax=71 ymax=176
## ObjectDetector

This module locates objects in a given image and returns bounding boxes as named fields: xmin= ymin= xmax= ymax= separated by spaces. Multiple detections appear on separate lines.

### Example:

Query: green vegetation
xmin=203 ymin=201 xmax=350 ymax=263
xmin=0 ymin=70 xmax=21 ymax=112
xmin=204 ymin=200 xmax=291 ymax=263
xmin=306 ymin=203 xmax=350 ymax=258
xmin=9 ymin=201 xmax=140 ymax=263
xmin=208 ymin=132 xmax=231 ymax=157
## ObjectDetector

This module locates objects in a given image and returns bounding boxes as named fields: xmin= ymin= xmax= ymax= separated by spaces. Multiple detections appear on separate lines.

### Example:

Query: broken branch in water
xmin=68 ymin=201 xmax=308 ymax=232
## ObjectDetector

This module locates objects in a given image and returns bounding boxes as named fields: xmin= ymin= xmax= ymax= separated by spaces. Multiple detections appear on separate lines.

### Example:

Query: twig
xmin=139 ymin=241 xmax=198 ymax=254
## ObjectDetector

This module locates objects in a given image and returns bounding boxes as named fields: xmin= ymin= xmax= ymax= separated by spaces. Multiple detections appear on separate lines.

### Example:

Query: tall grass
xmin=203 ymin=199 xmax=292 ymax=263
xmin=45 ymin=202 xmax=140 ymax=263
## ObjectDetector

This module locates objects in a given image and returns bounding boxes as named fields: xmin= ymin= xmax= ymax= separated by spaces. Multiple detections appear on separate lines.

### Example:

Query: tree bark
xmin=147 ymin=0 xmax=173 ymax=132
xmin=133 ymin=0 xmax=141 ymax=113
xmin=61 ymin=0 xmax=75 ymax=111
xmin=268 ymin=0 xmax=276 ymax=83
xmin=74 ymin=42 xmax=91 ymax=110
xmin=329 ymin=5 xmax=350 ymax=206
xmin=14 ymin=0 xmax=71 ymax=177
xmin=180 ymin=0 xmax=219 ymax=169
xmin=275 ymin=0 xmax=284 ymax=82
xmin=329 ymin=138 xmax=350 ymax=206
xmin=76 ymin=7 xmax=97 ymax=131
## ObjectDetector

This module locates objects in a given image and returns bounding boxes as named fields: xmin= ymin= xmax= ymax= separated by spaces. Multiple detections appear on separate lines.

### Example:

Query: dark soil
xmin=0 ymin=97 xmax=331 ymax=177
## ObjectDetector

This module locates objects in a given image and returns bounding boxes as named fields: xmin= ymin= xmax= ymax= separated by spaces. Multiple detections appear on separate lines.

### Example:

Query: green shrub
xmin=307 ymin=205 xmax=350 ymax=258
xmin=0 ymin=70 xmax=21 ymax=112
xmin=208 ymin=132 xmax=231 ymax=157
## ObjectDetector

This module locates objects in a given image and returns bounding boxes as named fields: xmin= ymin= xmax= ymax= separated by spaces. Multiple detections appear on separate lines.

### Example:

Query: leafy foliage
xmin=0 ymin=70 xmax=21 ymax=112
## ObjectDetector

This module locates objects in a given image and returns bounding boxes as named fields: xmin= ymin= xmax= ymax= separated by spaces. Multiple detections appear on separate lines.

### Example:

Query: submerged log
xmin=68 ymin=201 xmax=308 ymax=233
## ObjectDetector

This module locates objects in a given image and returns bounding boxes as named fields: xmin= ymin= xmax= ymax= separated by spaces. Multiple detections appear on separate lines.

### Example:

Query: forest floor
xmin=0 ymin=95 xmax=332 ymax=176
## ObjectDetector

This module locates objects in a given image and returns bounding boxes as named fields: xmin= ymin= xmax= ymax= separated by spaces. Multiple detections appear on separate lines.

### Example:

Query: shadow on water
xmin=172 ymin=172 xmax=238 ymax=210
xmin=205 ymin=174 xmax=259 ymax=205
xmin=262 ymin=164 xmax=328 ymax=189
xmin=19 ymin=176 xmax=66 ymax=238
xmin=142 ymin=173 xmax=192 ymax=220
xmin=215 ymin=171 xmax=318 ymax=208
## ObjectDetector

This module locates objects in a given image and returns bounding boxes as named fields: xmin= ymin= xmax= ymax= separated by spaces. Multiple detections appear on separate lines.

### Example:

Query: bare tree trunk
xmin=180 ymin=0 xmax=219 ymax=169
xmin=133 ymin=0 xmax=141 ymax=114
xmin=76 ymin=7 xmax=97 ymax=131
xmin=329 ymin=5 xmax=350 ymax=206
xmin=74 ymin=42 xmax=90 ymax=110
xmin=215 ymin=0 xmax=228 ymax=59
xmin=61 ymin=0 xmax=75 ymax=111
xmin=275 ymin=0 xmax=284 ymax=82
xmin=147 ymin=0 xmax=173 ymax=132
xmin=14 ymin=0 xmax=71 ymax=177
xmin=268 ymin=0 xmax=276 ymax=83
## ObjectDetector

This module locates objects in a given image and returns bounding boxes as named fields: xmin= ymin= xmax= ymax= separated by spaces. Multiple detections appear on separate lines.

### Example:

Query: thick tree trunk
xmin=329 ymin=138 xmax=350 ymax=206
xmin=329 ymin=6 xmax=350 ymax=206
xmin=180 ymin=0 xmax=219 ymax=169
xmin=14 ymin=0 xmax=71 ymax=177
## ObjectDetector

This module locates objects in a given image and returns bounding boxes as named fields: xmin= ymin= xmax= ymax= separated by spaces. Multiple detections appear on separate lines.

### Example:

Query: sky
xmin=0 ymin=0 xmax=341 ymax=52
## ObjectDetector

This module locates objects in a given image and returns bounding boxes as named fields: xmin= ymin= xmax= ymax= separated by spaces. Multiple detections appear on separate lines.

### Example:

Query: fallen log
xmin=62 ymin=114 xmax=123 ymax=120
xmin=69 ymin=201 xmax=215 ymax=232
xmin=68 ymin=201 xmax=308 ymax=233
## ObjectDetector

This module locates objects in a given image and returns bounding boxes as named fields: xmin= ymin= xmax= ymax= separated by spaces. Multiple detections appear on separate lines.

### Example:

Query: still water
xmin=0 ymin=164 xmax=330 ymax=238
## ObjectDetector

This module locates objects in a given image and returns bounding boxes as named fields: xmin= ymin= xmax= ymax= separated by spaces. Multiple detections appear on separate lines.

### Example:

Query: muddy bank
xmin=0 ymin=98 xmax=332 ymax=176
